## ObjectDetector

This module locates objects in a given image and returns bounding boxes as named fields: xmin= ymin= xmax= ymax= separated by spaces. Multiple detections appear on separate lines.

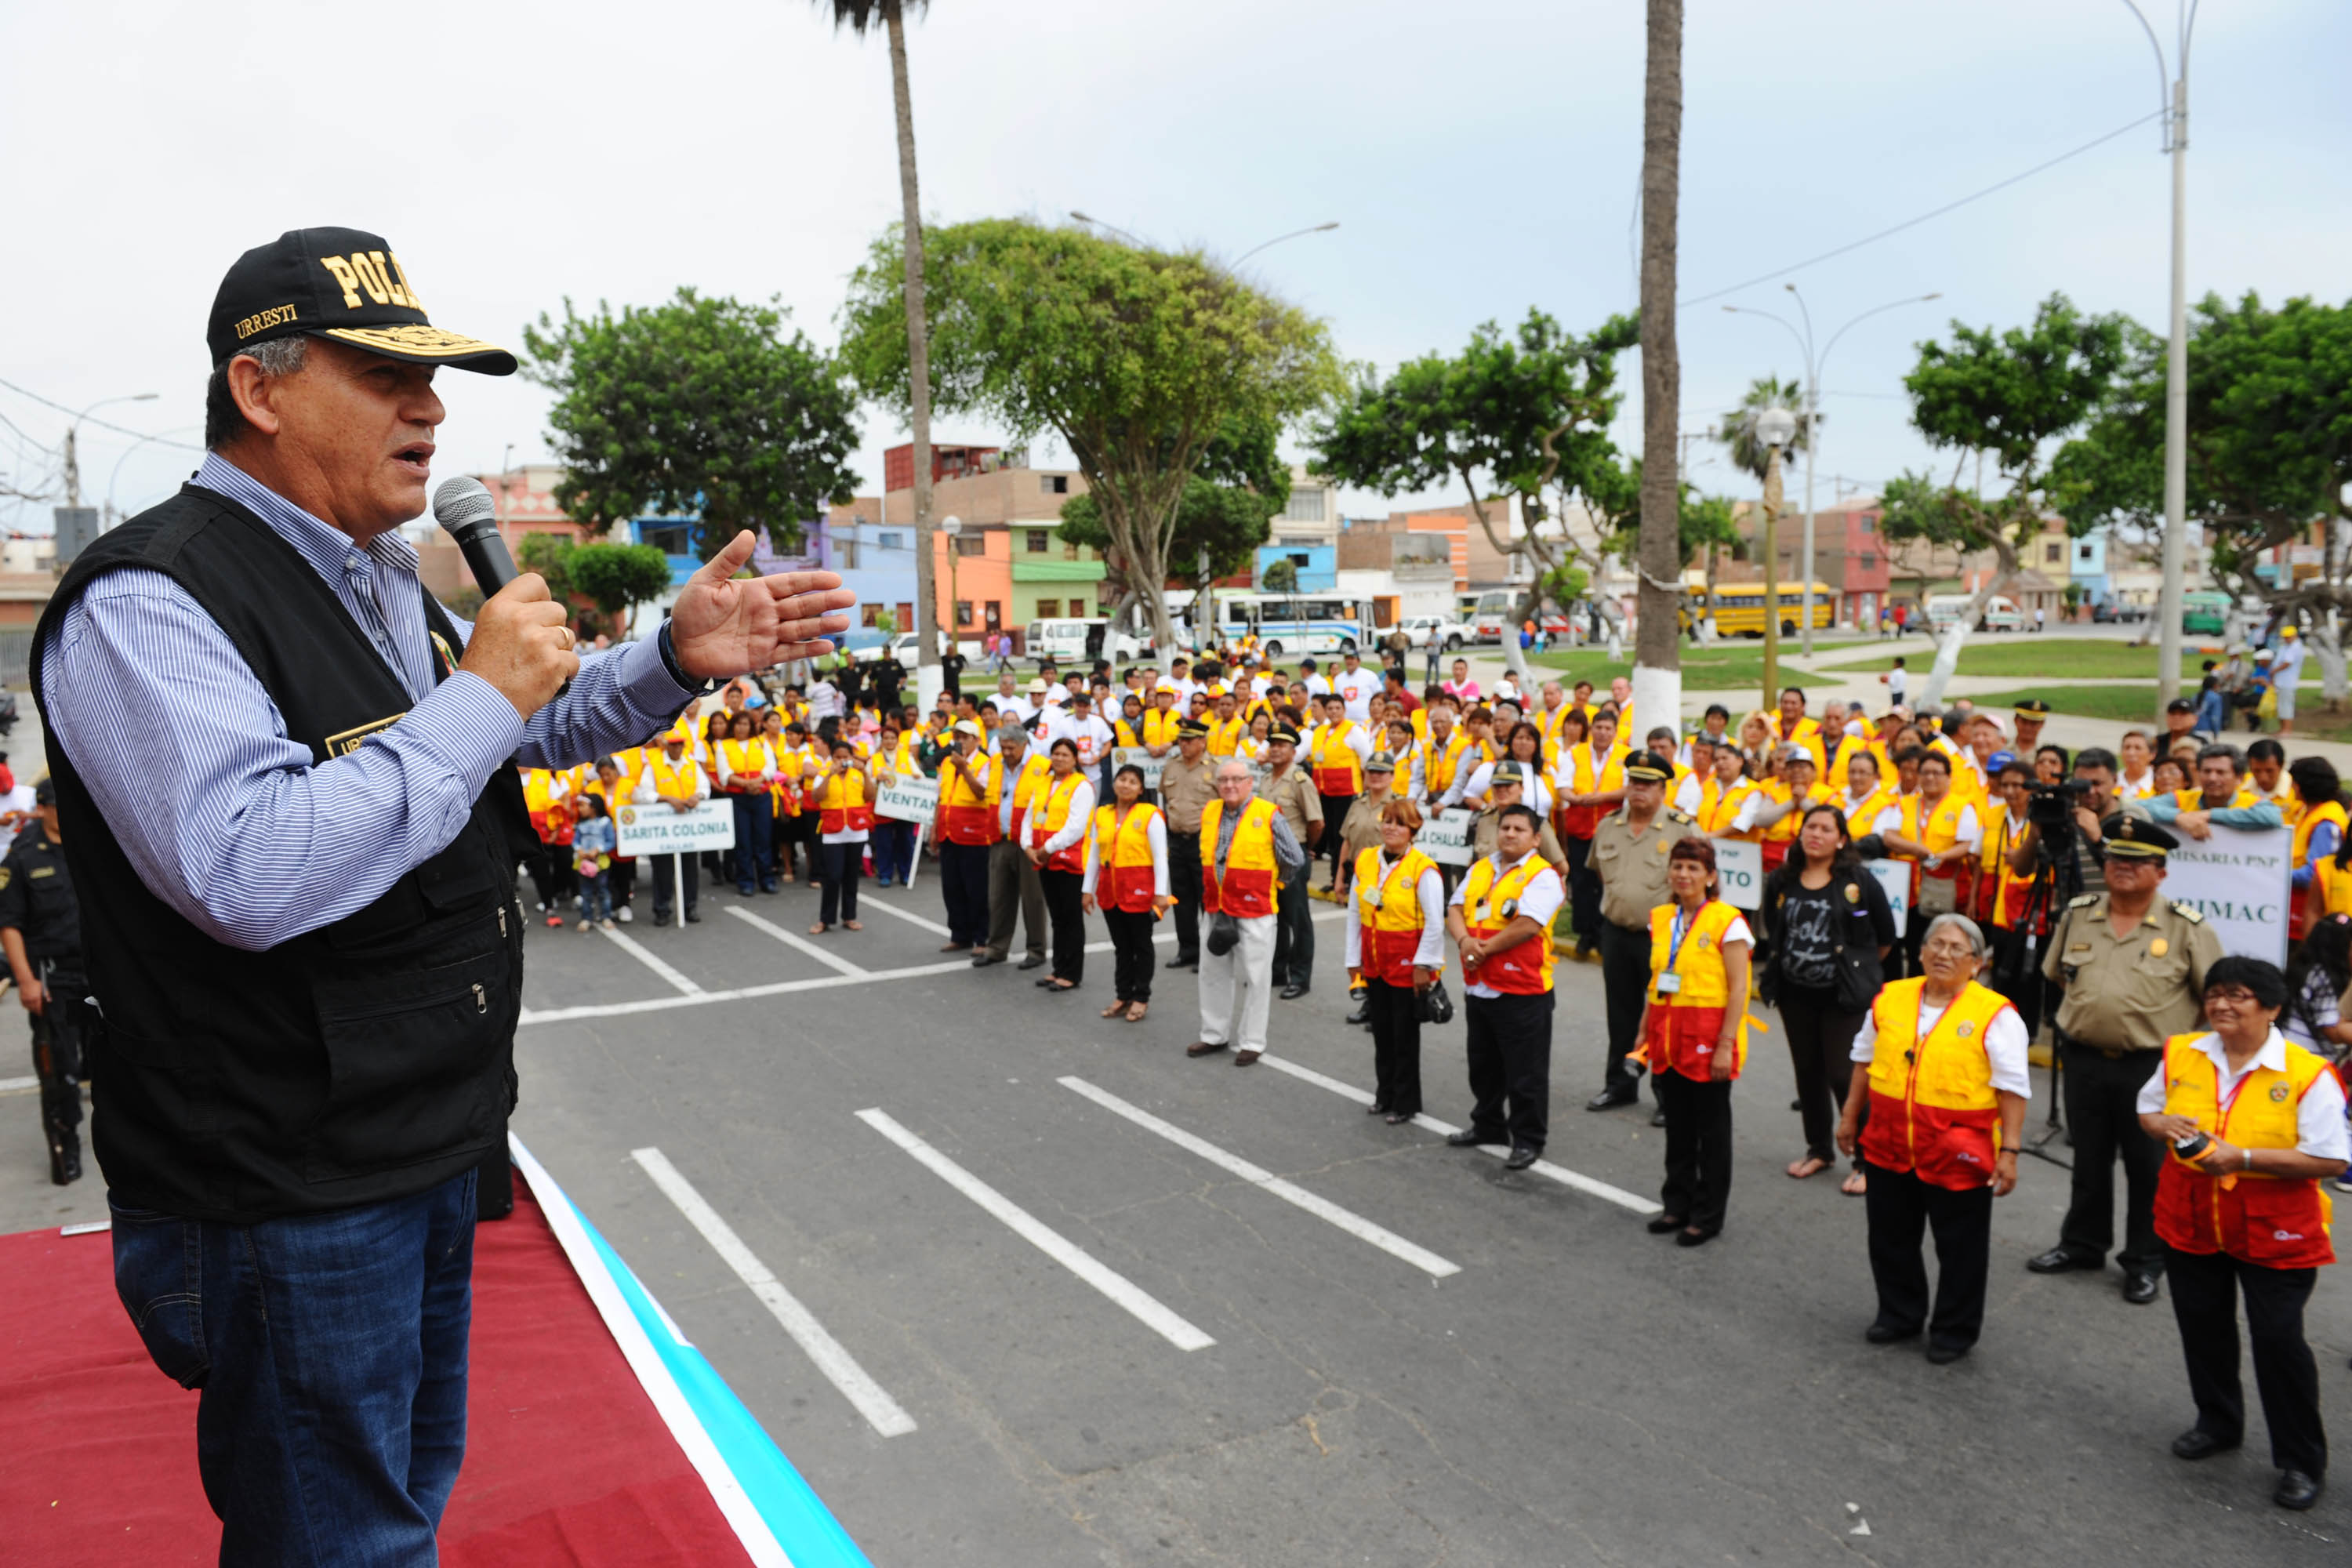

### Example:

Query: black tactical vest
xmin=32 ymin=484 xmax=529 ymax=1223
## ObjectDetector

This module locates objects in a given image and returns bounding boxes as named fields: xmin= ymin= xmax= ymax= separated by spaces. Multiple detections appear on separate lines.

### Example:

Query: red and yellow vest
xmin=2292 ymin=800 xmax=2349 ymax=935
xmin=1004 ymin=752 xmax=1054 ymax=840
xmin=718 ymin=737 xmax=771 ymax=794
xmin=1890 ymin=790 xmax=1973 ymax=897
xmin=1643 ymin=899 xmax=1749 ymax=1080
xmin=1142 ymin=706 xmax=1183 ymax=748
xmin=646 ymin=752 xmax=702 ymax=806
xmin=815 ymin=768 xmax=874 ymax=835
xmin=1458 ymin=853 xmax=1558 ymax=996
xmin=2153 ymin=1031 xmax=2336 ymax=1269
xmin=1352 ymin=844 xmax=1439 ymax=987
xmin=1029 ymin=771 xmax=1091 ymax=873
xmin=1417 ymin=731 xmax=1473 ymax=799
xmin=1861 ymin=978 xmax=2011 ymax=1189
xmin=1206 ymin=714 xmax=1247 ymax=757
xmin=1759 ymin=780 xmax=1835 ymax=848
xmin=1557 ymin=743 xmax=1627 ymax=839
xmin=1842 ymin=783 xmax=1897 ymax=840
xmin=938 ymin=748 xmax=1002 ymax=845
xmin=1090 ymin=801 xmax=1163 ymax=913
xmin=1200 ymin=797 xmax=1281 ymax=918
xmin=1312 ymin=722 xmax=1367 ymax=796
xmin=769 ymin=744 xmax=811 ymax=816
xmin=1696 ymin=775 xmax=1757 ymax=838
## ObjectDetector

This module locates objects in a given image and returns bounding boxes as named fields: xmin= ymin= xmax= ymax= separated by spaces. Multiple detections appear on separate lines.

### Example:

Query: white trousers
xmin=1198 ymin=913 xmax=1278 ymax=1051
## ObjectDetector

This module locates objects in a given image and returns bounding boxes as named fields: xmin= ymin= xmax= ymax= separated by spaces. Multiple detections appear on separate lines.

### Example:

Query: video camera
xmin=2024 ymin=776 xmax=2092 ymax=837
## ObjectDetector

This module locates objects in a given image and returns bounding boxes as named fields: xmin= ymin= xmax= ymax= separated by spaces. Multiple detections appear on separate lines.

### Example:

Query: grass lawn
xmin=1814 ymin=637 xmax=2319 ymax=684
xmin=1972 ymin=684 xmax=2352 ymax=743
xmin=1530 ymin=644 xmax=1812 ymax=688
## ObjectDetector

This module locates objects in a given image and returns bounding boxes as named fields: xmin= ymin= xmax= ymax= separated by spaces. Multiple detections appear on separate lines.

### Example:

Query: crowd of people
xmin=508 ymin=641 xmax=2351 ymax=1515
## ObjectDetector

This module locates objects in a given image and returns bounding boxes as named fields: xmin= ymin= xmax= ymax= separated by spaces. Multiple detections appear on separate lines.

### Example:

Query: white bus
xmin=1212 ymin=593 xmax=1374 ymax=659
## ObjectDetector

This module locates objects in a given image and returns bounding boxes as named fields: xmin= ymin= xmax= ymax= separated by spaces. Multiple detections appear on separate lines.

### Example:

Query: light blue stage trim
xmin=573 ymin=1210 xmax=876 ymax=1568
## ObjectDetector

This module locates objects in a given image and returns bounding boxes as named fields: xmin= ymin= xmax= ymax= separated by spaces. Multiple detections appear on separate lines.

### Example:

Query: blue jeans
xmin=111 ymin=1170 xmax=478 ymax=1565
xmin=730 ymin=790 xmax=775 ymax=891
xmin=577 ymin=869 xmax=612 ymax=923
xmin=872 ymin=818 xmax=916 ymax=884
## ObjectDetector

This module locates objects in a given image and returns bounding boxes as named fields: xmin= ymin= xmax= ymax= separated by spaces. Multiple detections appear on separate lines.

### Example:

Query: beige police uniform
xmin=1159 ymin=747 xmax=1220 ymax=965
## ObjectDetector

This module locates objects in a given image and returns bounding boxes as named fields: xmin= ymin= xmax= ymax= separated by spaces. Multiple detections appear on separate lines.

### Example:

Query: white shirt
xmin=1049 ymin=712 xmax=1117 ymax=767
xmin=1080 ymin=807 xmax=1171 ymax=898
xmin=807 ymin=679 xmax=842 ymax=721
xmin=1672 ymin=771 xmax=1704 ymax=816
xmin=1447 ymin=851 xmax=1566 ymax=998
xmin=1871 ymin=799 xmax=1982 ymax=851
xmin=2133 ymin=1028 xmax=2350 ymax=1160
xmin=1852 ymin=993 xmax=2034 ymax=1099
xmin=993 ymin=690 xmax=1034 ymax=725
xmin=1334 ymin=665 xmax=1381 ymax=723
xmin=2273 ymin=639 xmax=2309 ymax=684
xmin=1343 ymin=855 xmax=1447 ymax=971
xmin=1886 ymin=670 xmax=1907 ymax=703
xmin=632 ymin=755 xmax=710 ymax=804
xmin=1453 ymin=760 xmax=1553 ymax=816
xmin=1036 ymin=776 xmax=1097 ymax=856
xmin=1295 ymin=673 xmax=1332 ymax=699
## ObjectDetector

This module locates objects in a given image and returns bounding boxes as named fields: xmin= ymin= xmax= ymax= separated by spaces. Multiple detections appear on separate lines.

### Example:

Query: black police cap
xmin=208 ymin=228 xmax=516 ymax=374
xmin=2101 ymin=813 xmax=2178 ymax=858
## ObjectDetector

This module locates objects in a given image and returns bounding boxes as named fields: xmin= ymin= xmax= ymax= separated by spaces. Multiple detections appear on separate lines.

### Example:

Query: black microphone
xmin=431 ymin=476 xmax=517 ymax=596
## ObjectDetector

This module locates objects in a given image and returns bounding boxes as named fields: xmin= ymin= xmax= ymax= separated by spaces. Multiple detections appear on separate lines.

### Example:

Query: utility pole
xmin=64 ymin=428 xmax=80 ymax=508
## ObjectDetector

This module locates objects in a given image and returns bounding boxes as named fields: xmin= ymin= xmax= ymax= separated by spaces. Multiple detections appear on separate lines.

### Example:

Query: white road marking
xmin=857 ymin=896 xmax=954 ymax=938
xmin=598 ymin=926 xmax=703 ymax=995
xmin=1058 ymin=1076 xmax=1459 ymax=1278
xmin=519 ymin=957 xmax=973 ymax=1025
xmin=0 ymin=1075 xmax=37 ymax=1095
xmin=854 ymin=1107 xmax=1215 ymax=1352
xmin=1254 ymin=1053 xmax=1661 ymax=1215
xmin=724 ymin=905 xmax=868 ymax=977
xmin=630 ymin=1147 xmax=916 ymax=1439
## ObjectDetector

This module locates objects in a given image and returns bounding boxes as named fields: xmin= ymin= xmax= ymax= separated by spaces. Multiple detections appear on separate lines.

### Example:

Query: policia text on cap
xmin=31 ymin=227 xmax=856 ymax=1558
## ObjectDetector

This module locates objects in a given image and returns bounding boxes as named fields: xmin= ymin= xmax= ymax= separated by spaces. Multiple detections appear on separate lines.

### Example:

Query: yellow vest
xmin=1200 ymin=797 xmax=1280 ymax=917
xmin=1459 ymin=854 xmax=1557 ymax=995
xmin=1311 ymin=722 xmax=1366 ymax=795
xmin=2154 ymin=1031 xmax=2336 ymax=1267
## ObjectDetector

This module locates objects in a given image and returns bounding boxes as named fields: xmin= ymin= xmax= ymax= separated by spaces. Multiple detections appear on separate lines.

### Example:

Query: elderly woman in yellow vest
xmin=1025 ymin=737 xmax=1097 ymax=994
xmin=1345 ymin=797 xmax=1445 ymax=1125
xmin=1637 ymin=838 xmax=1753 ymax=1247
xmin=1836 ymin=913 xmax=2030 ymax=1364
xmin=2138 ymin=955 xmax=2347 ymax=1513
xmin=1082 ymin=763 xmax=1173 ymax=1022
xmin=1875 ymin=750 xmax=1980 ymax=978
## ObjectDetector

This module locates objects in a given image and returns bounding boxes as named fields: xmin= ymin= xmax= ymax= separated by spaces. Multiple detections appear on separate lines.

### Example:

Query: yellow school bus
xmin=1679 ymin=585 xmax=1838 ymax=639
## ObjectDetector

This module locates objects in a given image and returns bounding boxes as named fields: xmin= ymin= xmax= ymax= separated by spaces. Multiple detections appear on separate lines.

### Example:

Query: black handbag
xmin=1417 ymin=978 xmax=1454 ymax=1025
xmin=1205 ymin=909 xmax=1241 ymax=956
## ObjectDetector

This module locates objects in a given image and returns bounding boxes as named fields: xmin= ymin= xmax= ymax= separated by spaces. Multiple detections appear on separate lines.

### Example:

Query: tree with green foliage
xmin=839 ymin=218 xmax=1341 ymax=652
xmin=1259 ymin=557 xmax=1299 ymax=593
xmin=522 ymin=288 xmax=861 ymax=560
xmin=568 ymin=543 xmax=677 ymax=636
xmin=515 ymin=533 xmax=578 ymax=604
xmin=2053 ymin=292 xmax=2352 ymax=700
xmin=1878 ymin=293 xmax=2128 ymax=703
xmin=1312 ymin=309 xmax=1640 ymax=677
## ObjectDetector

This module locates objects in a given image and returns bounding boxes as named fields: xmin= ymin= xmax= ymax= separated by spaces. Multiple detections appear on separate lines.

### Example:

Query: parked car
xmin=1023 ymin=617 xmax=1149 ymax=665
xmin=885 ymin=631 xmax=986 ymax=666
xmin=1396 ymin=615 xmax=1472 ymax=652
xmin=1924 ymin=593 xmax=2024 ymax=633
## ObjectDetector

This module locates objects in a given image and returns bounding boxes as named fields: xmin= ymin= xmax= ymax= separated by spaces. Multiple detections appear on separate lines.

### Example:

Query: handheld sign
xmin=1864 ymin=858 xmax=1912 ymax=938
xmin=1708 ymin=837 xmax=1764 ymax=910
xmin=1109 ymin=746 xmax=1167 ymax=790
xmin=1417 ymin=808 xmax=1478 ymax=867
xmin=2158 ymin=823 xmax=2290 ymax=964
xmin=615 ymin=799 xmax=735 ymax=857
xmin=873 ymin=775 xmax=939 ymax=826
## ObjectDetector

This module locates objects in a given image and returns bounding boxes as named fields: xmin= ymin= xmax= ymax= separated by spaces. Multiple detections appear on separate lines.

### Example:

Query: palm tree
xmin=1635 ymin=0 xmax=1685 ymax=695
xmin=1719 ymin=375 xmax=1813 ymax=483
xmin=816 ymin=1 xmax=939 ymax=684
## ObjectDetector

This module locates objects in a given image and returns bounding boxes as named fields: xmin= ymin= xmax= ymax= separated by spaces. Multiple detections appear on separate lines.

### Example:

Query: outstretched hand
xmin=670 ymin=531 xmax=858 ymax=681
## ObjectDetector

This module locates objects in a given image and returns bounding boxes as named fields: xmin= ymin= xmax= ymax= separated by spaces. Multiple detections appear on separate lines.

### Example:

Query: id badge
xmin=1654 ymin=973 xmax=1682 ymax=996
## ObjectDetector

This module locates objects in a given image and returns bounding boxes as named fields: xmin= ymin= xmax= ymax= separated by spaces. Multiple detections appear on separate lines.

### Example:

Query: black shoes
xmin=1585 ymin=1087 xmax=1637 ymax=1112
xmin=1366 ymin=1102 xmax=1391 ymax=1116
xmin=1017 ymin=954 xmax=1046 ymax=971
xmin=652 ymin=913 xmax=671 ymax=927
xmin=1924 ymin=1343 xmax=1970 ymax=1365
xmin=2170 ymin=1428 xmax=2239 ymax=1461
xmin=2275 ymin=1470 xmax=2323 ymax=1511
xmin=1650 ymin=1109 xmax=1669 ymax=1127
xmin=1864 ymin=1321 xmax=1920 ymax=1344
xmin=971 ymin=953 xmax=1002 ymax=967
xmin=1646 ymin=1215 xmax=1686 ymax=1235
xmin=1384 ymin=1111 xmax=1415 ymax=1125
xmin=1280 ymin=982 xmax=1310 ymax=1000
xmin=684 ymin=910 xmax=701 ymax=924
xmin=1345 ymin=1004 xmax=1370 ymax=1025
xmin=2122 ymin=1269 xmax=2163 ymax=1305
xmin=47 ymin=1136 xmax=80 ymax=1186
xmin=1445 ymin=1128 xmax=1497 ymax=1148
xmin=1675 ymin=1227 xmax=1719 ymax=1248
xmin=1166 ymin=953 xmax=1198 ymax=971
xmin=1502 ymin=1145 xmax=1539 ymax=1171
xmin=2026 ymin=1247 xmax=2099 ymax=1275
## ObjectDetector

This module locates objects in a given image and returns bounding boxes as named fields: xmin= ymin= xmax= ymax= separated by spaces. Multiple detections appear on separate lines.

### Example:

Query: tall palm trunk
xmin=1633 ymin=0 xmax=1685 ymax=731
xmin=886 ymin=3 xmax=939 ymax=690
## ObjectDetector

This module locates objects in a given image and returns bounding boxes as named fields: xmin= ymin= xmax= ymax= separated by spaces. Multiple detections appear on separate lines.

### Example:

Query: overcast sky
xmin=4 ymin=0 xmax=2347 ymax=539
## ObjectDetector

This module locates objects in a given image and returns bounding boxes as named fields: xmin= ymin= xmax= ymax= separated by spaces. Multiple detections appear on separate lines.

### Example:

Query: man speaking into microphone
xmin=32 ymin=227 xmax=853 ymax=1562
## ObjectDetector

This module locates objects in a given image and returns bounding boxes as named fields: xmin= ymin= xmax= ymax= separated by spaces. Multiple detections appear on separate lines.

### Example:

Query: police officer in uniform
xmin=1470 ymin=760 xmax=1568 ymax=869
xmin=2027 ymin=816 xmax=2223 ymax=1303
xmin=1159 ymin=718 xmax=1218 ymax=969
xmin=0 ymin=779 xmax=86 ymax=1185
xmin=1588 ymin=752 xmax=1697 ymax=1117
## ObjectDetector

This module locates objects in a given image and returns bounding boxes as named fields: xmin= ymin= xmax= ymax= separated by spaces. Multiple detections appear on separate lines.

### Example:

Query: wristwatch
xmin=658 ymin=619 xmax=720 ymax=697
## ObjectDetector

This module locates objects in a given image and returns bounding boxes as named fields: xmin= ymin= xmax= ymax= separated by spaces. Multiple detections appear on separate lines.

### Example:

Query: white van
xmin=1023 ymin=618 xmax=1148 ymax=664
xmin=1924 ymin=593 xmax=2024 ymax=633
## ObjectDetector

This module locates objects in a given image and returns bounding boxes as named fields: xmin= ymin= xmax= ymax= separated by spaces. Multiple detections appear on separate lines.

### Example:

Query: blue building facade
xmin=1254 ymin=543 xmax=1336 ymax=593
xmin=2069 ymin=528 xmax=2113 ymax=607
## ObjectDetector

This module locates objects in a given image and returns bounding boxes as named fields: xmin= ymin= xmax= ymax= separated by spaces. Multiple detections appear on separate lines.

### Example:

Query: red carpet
xmin=0 ymin=1181 xmax=752 ymax=1566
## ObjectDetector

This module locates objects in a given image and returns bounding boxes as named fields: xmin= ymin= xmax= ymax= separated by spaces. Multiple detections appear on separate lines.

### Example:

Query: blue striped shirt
xmin=39 ymin=453 xmax=694 ymax=952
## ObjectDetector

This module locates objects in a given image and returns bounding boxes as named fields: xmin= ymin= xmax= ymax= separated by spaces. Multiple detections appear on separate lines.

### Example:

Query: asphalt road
xmin=5 ymin=867 xmax=2347 ymax=1565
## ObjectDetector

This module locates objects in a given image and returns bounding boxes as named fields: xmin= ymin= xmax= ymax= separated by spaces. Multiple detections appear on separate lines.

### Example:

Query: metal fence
xmin=0 ymin=630 xmax=31 ymax=693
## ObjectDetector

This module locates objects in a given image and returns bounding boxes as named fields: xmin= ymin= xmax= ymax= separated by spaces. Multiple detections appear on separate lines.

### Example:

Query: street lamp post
xmin=2120 ymin=0 xmax=2197 ymax=717
xmin=1755 ymin=405 xmax=1798 ymax=712
xmin=1725 ymin=291 xmax=1940 ymax=654
xmin=62 ymin=392 xmax=160 ymax=507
